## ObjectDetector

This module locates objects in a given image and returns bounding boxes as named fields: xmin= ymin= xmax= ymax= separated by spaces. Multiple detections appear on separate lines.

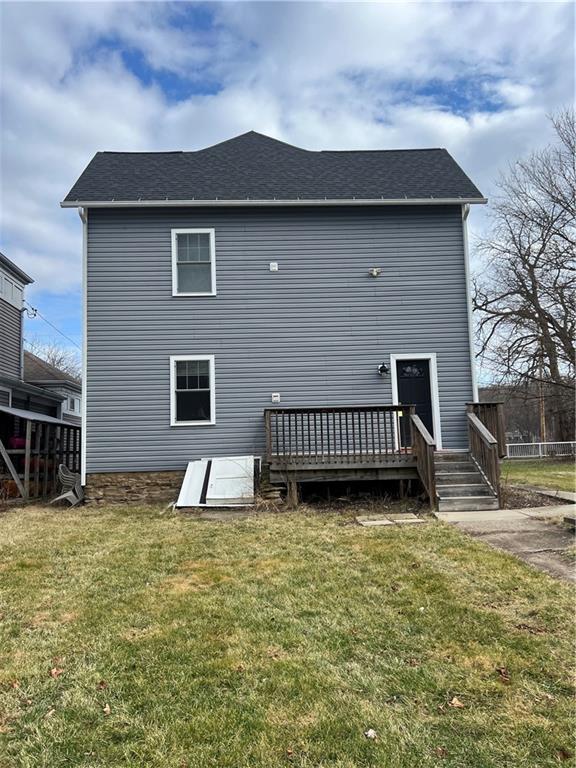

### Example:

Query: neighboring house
xmin=0 ymin=252 xmax=63 ymax=417
xmin=24 ymin=351 xmax=82 ymax=426
xmin=62 ymin=131 xmax=505 ymax=509
xmin=0 ymin=253 xmax=81 ymax=502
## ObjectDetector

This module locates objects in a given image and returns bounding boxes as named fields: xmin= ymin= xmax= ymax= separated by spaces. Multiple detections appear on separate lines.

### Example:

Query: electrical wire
xmin=23 ymin=300 xmax=82 ymax=351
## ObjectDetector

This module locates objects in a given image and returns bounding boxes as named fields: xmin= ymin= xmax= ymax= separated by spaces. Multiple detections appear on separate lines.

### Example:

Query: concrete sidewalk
xmin=437 ymin=506 xmax=576 ymax=582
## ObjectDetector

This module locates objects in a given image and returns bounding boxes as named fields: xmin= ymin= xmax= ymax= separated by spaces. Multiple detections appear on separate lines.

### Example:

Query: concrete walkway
xmin=437 ymin=506 xmax=576 ymax=582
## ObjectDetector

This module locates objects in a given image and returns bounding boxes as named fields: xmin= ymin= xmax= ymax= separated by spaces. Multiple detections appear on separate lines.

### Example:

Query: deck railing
xmin=467 ymin=402 xmax=506 ymax=458
xmin=467 ymin=412 xmax=500 ymax=502
xmin=264 ymin=405 xmax=413 ymax=466
xmin=410 ymin=413 xmax=436 ymax=507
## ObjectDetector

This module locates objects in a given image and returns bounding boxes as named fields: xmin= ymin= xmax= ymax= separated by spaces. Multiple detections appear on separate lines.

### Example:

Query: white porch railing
xmin=506 ymin=441 xmax=576 ymax=459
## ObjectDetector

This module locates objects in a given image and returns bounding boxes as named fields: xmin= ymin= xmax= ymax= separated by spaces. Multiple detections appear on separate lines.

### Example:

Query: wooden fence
xmin=0 ymin=416 xmax=81 ymax=502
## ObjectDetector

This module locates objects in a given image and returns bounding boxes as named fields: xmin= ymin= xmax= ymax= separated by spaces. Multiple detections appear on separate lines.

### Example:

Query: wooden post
xmin=264 ymin=410 xmax=272 ymax=464
xmin=51 ymin=426 xmax=61 ymax=494
xmin=42 ymin=425 xmax=51 ymax=498
xmin=23 ymin=419 xmax=32 ymax=499
xmin=0 ymin=438 xmax=26 ymax=498
xmin=287 ymin=478 xmax=298 ymax=508
xmin=34 ymin=423 xmax=41 ymax=498
xmin=496 ymin=402 xmax=506 ymax=458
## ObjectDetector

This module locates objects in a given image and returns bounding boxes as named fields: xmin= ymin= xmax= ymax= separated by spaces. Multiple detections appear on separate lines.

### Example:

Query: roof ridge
xmin=321 ymin=147 xmax=446 ymax=154
xmin=99 ymin=151 xmax=184 ymax=155
xmin=198 ymin=130 xmax=308 ymax=154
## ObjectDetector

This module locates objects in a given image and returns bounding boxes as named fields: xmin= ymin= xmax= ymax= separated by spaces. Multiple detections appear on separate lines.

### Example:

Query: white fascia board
xmin=61 ymin=197 xmax=488 ymax=209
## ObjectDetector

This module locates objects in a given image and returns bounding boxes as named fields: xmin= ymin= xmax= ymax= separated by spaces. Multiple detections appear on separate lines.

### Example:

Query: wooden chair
xmin=50 ymin=464 xmax=84 ymax=506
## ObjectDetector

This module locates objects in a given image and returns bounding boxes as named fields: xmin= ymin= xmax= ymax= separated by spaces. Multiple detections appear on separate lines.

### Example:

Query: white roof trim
xmin=61 ymin=197 xmax=487 ymax=209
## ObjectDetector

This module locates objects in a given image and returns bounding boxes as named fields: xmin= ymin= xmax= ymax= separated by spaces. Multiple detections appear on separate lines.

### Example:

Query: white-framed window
xmin=170 ymin=355 xmax=216 ymax=426
xmin=171 ymin=229 xmax=216 ymax=296
xmin=62 ymin=395 xmax=81 ymax=414
xmin=0 ymin=270 xmax=24 ymax=310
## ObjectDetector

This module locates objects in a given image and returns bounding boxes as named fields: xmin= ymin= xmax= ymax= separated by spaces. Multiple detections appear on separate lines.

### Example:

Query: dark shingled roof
xmin=24 ymin=351 xmax=81 ymax=387
xmin=63 ymin=131 xmax=484 ymax=204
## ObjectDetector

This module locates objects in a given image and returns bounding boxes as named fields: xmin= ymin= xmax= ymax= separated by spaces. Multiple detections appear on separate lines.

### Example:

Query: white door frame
xmin=390 ymin=353 xmax=443 ymax=450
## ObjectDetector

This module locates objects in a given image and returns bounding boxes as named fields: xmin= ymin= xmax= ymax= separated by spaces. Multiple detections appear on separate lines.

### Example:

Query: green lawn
xmin=502 ymin=459 xmax=576 ymax=493
xmin=0 ymin=505 xmax=574 ymax=767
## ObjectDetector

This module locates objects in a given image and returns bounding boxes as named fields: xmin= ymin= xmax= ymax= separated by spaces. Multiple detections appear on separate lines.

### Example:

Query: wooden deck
xmin=264 ymin=405 xmax=427 ymax=487
xmin=264 ymin=402 xmax=504 ymax=509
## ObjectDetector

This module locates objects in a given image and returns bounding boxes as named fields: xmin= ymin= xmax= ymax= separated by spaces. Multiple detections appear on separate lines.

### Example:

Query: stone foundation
xmin=86 ymin=470 xmax=186 ymax=505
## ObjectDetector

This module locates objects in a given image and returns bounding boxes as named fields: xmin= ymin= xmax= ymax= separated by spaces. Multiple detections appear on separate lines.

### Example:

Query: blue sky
xmin=0 ymin=1 xmax=574 ymax=360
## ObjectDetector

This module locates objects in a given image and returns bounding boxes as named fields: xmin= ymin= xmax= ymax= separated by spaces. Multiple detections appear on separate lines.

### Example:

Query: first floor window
xmin=170 ymin=355 xmax=215 ymax=426
xmin=171 ymin=229 xmax=216 ymax=296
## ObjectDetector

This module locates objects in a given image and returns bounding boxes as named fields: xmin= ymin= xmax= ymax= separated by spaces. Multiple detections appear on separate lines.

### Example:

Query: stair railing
xmin=467 ymin=412 xmax=501 ymax=504
xmin=467 ymin=402 xmax=506 ymax=458
xmin=410 ymin=410 xmax=437 ymax=509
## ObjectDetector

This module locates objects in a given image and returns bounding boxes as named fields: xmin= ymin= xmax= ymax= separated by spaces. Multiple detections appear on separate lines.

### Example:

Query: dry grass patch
xmin=0 ymin=504 xmax=574 ymax=767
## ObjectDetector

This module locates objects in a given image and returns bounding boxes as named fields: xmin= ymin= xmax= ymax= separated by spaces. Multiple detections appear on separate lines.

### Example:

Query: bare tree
xmin=474 ymin=109 xmax=575 ymax=440
xmin=25 ymin=338 xmax=81 ymax=381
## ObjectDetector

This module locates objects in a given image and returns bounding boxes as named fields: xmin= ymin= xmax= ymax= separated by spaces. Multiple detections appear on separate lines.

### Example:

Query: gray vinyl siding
xmin=86 ymin=205 xmax=474 ymax=473
xmin=0 ymin=298 xmax=22 ymax=380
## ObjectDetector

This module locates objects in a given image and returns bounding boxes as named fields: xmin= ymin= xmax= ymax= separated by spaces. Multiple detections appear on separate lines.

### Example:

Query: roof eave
xmin=0 ymin=252 xmax=34 ymax=284
xmin=25 ymin=378 xmax=82 ymax=391
xmin=61 ymin=197 xmax=487 ymax=208
xmin=0 ymin=376 xmax=66 ymax=402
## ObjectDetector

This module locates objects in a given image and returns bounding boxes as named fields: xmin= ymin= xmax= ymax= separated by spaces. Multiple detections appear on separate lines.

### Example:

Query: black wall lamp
xmin=377 ymin=363 xmax=389 ymax=377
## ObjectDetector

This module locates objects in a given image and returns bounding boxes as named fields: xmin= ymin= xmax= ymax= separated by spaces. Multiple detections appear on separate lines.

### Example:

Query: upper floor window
xmin=63 ymin=395 xmax=81 ymax=414
xmin=0 ymin=272 xmax=24 ymax=310
xmin=171 ymin=229 xmax=216 ymax=296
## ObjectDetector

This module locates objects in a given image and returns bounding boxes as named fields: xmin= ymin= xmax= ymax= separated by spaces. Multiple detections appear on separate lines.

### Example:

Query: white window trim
xmin=0 ymin=266 xmax=25 ymax=310
xmin=390 ymin=352 xmax=443 ymax=450
xmin=64 ymin=395 xmax=80 ymax=414
xmin=171 ymin=228 xmax=216 ymax=297
xmin=170 ymin=354 xmax=216 ymax=427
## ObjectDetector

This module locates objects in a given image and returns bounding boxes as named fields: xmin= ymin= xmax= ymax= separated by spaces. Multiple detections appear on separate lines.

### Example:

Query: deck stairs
xmin=434 ymin=451 xmax=499 ymax=512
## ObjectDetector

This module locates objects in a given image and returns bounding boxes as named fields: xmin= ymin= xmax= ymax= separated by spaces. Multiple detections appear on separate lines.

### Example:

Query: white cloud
xmin=0 ymin=0 xmax=573 ymax=299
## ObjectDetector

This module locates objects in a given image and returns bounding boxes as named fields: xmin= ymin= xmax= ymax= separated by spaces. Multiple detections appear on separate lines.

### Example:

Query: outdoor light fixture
xmin=377 ymin=363 xmax=389 ymax=376
xmin=369 ymin=267 xmax=382 ymax=277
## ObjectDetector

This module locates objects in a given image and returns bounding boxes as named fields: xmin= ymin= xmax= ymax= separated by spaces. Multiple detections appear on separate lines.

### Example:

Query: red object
xmin=9 ymin=436 xmax=26 ymax=449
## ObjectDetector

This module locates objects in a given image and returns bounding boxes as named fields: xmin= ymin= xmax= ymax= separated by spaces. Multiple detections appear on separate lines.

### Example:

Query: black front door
xmin=396 ymin=359 xmax=434 ymax=446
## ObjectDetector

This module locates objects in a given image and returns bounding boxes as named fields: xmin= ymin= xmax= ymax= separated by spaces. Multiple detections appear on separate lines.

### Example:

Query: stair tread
xmin=436 ymin=469 xmax=480 ymax=473
xmin=439 ymin=497 xmax=499 ymax=502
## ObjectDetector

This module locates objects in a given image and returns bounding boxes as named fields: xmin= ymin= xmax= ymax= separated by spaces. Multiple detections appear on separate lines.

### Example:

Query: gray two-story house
xmin=63 ymin=132 xmax=504 ymax=510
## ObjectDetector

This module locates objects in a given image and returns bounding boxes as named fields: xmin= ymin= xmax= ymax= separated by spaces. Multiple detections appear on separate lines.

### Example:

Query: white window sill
xmin=170 ymin=420 xmax=216 ymax=427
